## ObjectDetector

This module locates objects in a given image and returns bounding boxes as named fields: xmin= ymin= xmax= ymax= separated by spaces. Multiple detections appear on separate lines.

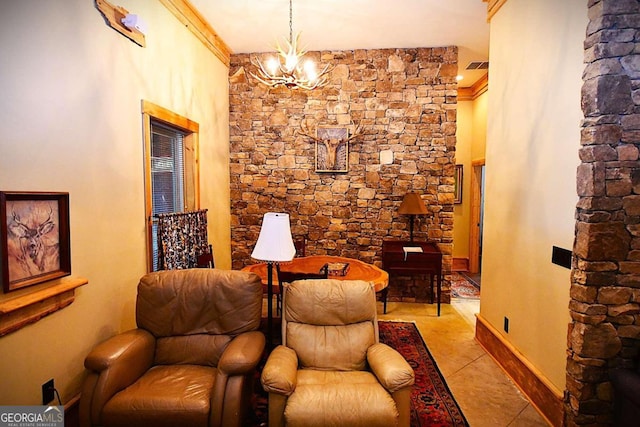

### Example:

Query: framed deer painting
xmin=0 ymin=191 xmax=71 ymax=292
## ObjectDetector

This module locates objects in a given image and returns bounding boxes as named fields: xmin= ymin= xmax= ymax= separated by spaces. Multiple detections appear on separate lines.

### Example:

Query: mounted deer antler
xmin=298 ymin=120 xmax=364 ymax=171
xmin=346 ymin=121 xmax=364 ymax=143
xmin=298 ymin=120 xmax=364 ymax=142
xmin=298 ymin=119 xmax=321 ymax=142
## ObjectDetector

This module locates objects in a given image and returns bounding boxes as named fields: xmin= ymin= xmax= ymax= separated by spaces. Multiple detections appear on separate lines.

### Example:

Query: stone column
xmin=566 ymin=0 xmax=640 ymax=425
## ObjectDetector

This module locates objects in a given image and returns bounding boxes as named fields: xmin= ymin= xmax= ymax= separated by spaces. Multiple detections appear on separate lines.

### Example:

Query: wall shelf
xmin=0 ymin=276 xmax=88 ymax=337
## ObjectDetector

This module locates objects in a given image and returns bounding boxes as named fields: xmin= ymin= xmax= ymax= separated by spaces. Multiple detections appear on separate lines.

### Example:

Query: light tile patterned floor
xmin=379 ymin=300 xmax=550 ymax=427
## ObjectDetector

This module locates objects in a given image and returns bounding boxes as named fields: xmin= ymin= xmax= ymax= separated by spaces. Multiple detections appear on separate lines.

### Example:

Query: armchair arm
xmin=367 ymin=343 xmax=415 ymax=393
xmin=85 ymin=328 xmax=155 ymax=383
xmin=81 ymin=329 xmax=155 ymax=426
xmin=218 ymin=331 xmax=266 ymax=376
xmin=261 ymin=345 xmax=299 ymax=396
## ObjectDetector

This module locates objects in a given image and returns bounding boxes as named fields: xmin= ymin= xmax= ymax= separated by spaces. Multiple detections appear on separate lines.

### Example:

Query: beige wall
xmin=454 ymin=91 xmax=487 ymax=260
xmin=454 ymin=101 xmax=472 ymax=259
xmin=472 ymin=92 xmax=488 ymax=161
xmin=481 ymin=0 xmax=586 ymax=390
xmin=0 ymin=0 xmax=230 ymax=404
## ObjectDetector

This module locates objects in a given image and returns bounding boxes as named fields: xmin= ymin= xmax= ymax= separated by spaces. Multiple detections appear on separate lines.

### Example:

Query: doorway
xmin=468 ymin=159 xmax=485 ymax=274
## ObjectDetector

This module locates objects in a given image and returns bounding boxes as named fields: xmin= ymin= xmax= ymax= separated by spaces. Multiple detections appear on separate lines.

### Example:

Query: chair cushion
xmin=102 ymin=365 xmax=216 ymax=427
xmin=136 ymin=269 xmax=262 ymax=337
xmin=287 ymin=322 xmax=375 ymax=370
xmin=284 ymin=370 xmax=399 ymax=427
xmin=284 ymin=279 xmax=377 ymax=325
xmin=283 ymin=279 xmax=378 ymax=370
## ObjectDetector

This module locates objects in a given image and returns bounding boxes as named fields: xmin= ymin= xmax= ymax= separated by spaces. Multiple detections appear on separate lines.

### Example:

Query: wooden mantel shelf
xmin=0 ymin=276 xmax=88 ymax=337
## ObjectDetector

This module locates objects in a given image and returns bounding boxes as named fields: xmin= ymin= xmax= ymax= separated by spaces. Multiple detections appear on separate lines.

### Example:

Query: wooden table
xmin=382 ymin=240 xmax=443 ymax=316
xmin=242 ymin=255 xmax=389 ymax=344
xmin=244 ymin=255 xmax=388 ymax=292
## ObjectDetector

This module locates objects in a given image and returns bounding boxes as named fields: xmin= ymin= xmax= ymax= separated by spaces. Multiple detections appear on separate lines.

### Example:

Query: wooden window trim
xmin=141 ymin=100 xmax=200 ymax=271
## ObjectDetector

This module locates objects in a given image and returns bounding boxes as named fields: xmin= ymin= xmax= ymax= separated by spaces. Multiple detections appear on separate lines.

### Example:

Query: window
xmin=142 ymin=101 xmax=200 ymax=271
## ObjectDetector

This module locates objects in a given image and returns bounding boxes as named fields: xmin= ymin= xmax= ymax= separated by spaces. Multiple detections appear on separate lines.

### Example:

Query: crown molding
xmin=159 ymin=0 xmax=231 ymax=67
xmin=458 ymin=73 xmax=488 ymax=101
xmin=483 ymin=0 xmax=509 ymax=21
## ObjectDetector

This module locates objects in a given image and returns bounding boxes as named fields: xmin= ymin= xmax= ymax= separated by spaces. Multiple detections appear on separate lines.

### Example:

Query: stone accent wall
xmin=228 ymin=47 xmax=457 ymax=303
xmin=566 ymin=0 xmax=640 ymax=425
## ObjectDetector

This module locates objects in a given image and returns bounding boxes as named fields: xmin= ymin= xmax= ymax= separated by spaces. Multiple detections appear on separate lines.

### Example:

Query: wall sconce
xmin=398 ymin=192 xmax=428 ymax=242
xmin=96 ymin=0 xmax=146 ymax=47
xmin=121 ymin=14 xmax=147 ymax=34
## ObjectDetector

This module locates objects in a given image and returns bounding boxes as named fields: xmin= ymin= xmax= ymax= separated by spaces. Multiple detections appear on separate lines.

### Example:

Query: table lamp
xmin=398 ymin=192 xmax=428 ymax=242
xmin=251 ymin=212 xmax=296 ymax=345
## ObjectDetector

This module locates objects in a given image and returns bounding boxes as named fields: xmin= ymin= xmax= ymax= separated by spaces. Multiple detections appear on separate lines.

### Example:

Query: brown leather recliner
xmin=79 ymin=269 xmax=265 ymax=427
xmin=261 ymin=279 xmax=415 ymax=427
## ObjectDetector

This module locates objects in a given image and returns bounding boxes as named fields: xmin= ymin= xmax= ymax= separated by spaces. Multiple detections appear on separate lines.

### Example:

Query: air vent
xmin=466 ymin=61 xmax=489 ymax=70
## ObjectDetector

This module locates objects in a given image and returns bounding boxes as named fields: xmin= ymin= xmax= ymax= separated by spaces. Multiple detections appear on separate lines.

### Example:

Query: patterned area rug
xmin=246 ymin=321 xmax=469 ymax=427
xmin=451 ymin=272 xmax=481 ymax=299
xmin=380 ymin=321 xmax=469 ymax=427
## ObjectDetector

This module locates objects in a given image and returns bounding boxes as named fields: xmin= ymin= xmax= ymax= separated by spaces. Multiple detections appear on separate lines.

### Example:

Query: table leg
xmin=429 ymin=273 xmax=434 ymax=311
xmin=382 ymin=287 xmax=388 ymax=314
xmin=437 ymin=273 xmax=441 ymax=316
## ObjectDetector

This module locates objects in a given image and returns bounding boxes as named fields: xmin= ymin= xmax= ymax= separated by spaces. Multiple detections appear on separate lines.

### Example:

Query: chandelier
xmin=250 ymin=0 xmax=332 ymax=90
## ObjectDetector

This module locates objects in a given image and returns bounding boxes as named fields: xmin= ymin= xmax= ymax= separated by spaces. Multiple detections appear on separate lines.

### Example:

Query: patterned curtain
xmin=156 ymin=209 xmax=209 ymax=270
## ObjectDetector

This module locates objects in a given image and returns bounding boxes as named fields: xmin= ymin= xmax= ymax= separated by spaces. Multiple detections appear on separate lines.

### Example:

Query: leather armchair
xmin=80 ymin=269 xmax=265 ymax=427
xmin=261 ymin=279 xmax=415 ymax=427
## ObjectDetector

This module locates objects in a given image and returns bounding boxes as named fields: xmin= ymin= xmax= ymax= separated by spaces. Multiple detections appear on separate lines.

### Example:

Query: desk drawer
xmin=383 ymin=252 xmax=441 ymax=267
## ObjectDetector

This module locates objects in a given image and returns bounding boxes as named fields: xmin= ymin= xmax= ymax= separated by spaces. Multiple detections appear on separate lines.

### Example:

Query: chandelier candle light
xmin=250 ymin=0 xmax=333 ymax=90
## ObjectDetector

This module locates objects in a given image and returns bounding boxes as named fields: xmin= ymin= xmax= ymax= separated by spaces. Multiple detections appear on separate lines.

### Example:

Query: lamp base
xmin=409 ymin=216 xmax=415 ymax=242
xmin=266 ymin=263 xmax=274 ymax=348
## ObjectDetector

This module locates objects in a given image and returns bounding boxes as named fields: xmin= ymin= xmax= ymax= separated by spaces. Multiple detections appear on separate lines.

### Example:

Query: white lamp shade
xmin=251 ymin=212 xmax=296 ymax=262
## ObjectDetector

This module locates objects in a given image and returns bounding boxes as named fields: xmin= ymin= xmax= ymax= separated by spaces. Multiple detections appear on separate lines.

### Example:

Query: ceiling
xmin=189 ymin=0 xmax=490 ymax=87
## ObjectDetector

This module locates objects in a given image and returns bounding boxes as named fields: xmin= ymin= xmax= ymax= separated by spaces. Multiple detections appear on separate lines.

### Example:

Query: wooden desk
xmin=242 ymin=255 xmax=389 ymax=344
xmin=382 ymin=240 xmax=443 ymax=316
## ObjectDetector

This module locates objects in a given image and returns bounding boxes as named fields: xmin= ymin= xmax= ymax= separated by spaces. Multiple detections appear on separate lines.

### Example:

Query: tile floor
xmin=379 ymin=298 xmax=550 ymax=426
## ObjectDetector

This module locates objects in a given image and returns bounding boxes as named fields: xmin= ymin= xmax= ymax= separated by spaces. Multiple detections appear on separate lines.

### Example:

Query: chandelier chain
xmin=289 ymin=0 xmax=293 ymax=43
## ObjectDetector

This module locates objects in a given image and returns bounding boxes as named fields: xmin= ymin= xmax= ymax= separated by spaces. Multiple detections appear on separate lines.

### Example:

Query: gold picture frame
xmin=454 ymin=165 xmax=463 ymax=204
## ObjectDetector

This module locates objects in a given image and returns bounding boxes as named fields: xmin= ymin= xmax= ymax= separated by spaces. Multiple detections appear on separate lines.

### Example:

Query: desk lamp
xmin=398 ymin=192 xmax=428 ymax=242
xmin=251 ymin=212 xmax=296 ymax=345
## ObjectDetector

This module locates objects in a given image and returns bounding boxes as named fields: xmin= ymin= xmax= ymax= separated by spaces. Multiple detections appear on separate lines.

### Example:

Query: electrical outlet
xmin=42 ymin=379 xmax=54 ymax=405
xmin=504 ymin=317 xmax=510 ymax=333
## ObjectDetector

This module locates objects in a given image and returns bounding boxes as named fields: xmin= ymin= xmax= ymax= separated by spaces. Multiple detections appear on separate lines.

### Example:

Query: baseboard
xmin=452 ymin=258 xmax=469 ymax=271
xmin=475 ymin=314 xmax=564 ymax=426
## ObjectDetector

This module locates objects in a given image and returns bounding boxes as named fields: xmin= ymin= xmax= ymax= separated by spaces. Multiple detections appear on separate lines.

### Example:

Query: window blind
xmin=150 ymin=121 xmax=186 ymax=270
